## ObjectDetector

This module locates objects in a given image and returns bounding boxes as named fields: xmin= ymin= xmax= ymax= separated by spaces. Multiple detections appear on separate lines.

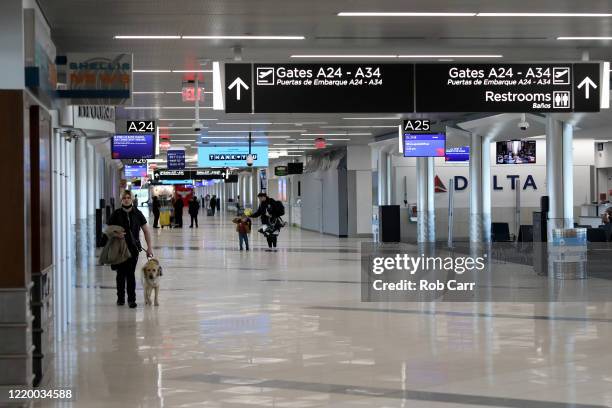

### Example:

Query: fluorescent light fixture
xmin=133 ymin=70 xmax=172 ymax=73
xmin=208 ymin=130 xmax=303 ymax=133
xmin=158 ymin=126 xmax=194 ymax=129
xmin=398 ymin=54 xmax=502 ymax=58
xmin=321 ymin=125 xmax=399 ymax=128
xmin=327 ymin=138 xmax=351 ymax=141
xmin=291 ymin=54 xmax=397 ymax=58
xmin=132 ymin=91 xmax=165 ymax=94
xmin=343 ymin=117 xmax=401 ymax=120
xmin=557 ymin=36 xmax=612 ymax=40
xmin=115 ymin=35 xmax=180 ymax=39
xmin=201 ymin=136 xmax=289 ymax=139
xmin=124 ymin=106 xmax=213 ymax=109
xmin=338 ymin=12 xmax=476 ymax=17
xmin=212 ymin=61 xmax=224 ymax=111
xmin=166 ymin=133 xmax=203 ymax=136
xmin=301 ymin=132 xmax=371 ymax=136
xmin=183 ymin=35 xmax=305 ymax=40
xmin=479 ymin=13 xmax=612 ymax=17
xmin=170 ymin=139 xmax=196 ymax=142
xmin=298 ymin=138 xmax=315 ymax=141
xmin=602 ymin=61 xmax=610 ymax=109
xmin=159 ymin=118 xmax=218 ymax=121
xmin=171 ymin=70 xmax=213 ymax=73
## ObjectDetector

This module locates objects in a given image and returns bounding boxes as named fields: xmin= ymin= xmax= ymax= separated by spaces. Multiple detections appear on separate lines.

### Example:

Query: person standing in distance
xmin=173 ymin=194 xmax=184 ymax=228
xmin=152 ymin=196 xmax=161 ymax=228
xmin=107 ymin=190 xmax=154 ymax=308
xmin=189 ymin=195 xmax=200 ymax=228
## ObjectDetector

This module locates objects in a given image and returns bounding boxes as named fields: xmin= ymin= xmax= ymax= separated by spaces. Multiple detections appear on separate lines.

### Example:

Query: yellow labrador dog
xmin=142 ymin=258 xmax=163 ymax=306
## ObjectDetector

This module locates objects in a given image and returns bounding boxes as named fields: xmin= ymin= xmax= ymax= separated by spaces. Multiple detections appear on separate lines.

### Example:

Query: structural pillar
xmin=416 ymin=157 xmax=435 ymax=242
xmin=75 ymin=138 xmax=88 ymax=220
xmin=546 ymin=116 xmax=574 ymax=239
xmin=469 ymin=133 xmax=491 ymax=243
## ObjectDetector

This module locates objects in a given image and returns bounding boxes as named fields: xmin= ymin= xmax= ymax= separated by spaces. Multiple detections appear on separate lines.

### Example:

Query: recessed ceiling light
xmin=478 ymin=13 xmax=612 ymax=17
xmin=338 ymin=12 xmax=476 ymax=17
xmin=183 ymin=35 xmax=305 ymax=40
xmin=115 ymin=35 xmax=181 ymax=39
xmin=291 ymin=54 xmax=398 ymax=58
xmin=557 ymin=36 xmax=612 ymax=40
xmin=398 ymin=54 xmax=502 ymax=58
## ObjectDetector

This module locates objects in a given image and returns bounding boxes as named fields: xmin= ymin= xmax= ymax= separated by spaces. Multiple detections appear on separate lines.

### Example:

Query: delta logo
xmin=434 ymin=175 xmax=538 ymax=193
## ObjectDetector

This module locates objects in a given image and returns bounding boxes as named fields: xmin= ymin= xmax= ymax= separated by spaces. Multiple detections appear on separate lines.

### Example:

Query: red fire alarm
xmin=314 ymin=137 xmax=326 ymax=149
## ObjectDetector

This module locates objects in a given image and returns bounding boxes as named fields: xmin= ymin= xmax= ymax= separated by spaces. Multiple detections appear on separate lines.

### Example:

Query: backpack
xmin=268 ymin=198 xmax=285 ymax=217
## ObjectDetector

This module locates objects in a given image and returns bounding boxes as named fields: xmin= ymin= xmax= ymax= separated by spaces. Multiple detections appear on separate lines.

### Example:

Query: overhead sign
xmin=127 ymin=120 xmax=155 ymax=133
xmin=197 ymin=145 xmax=269 ymax=167
xmin=167 ymin=149 xmax=186 ymax=169
xmin=274 ymin=166 xmax=288 ymax=176
xmin=225 ymin=63 xmax=252 ymax=113
xmin=573 ymin=63 xmax=600 ymax=112
xmin=225 ymin=63 xmax=414 ymax=113
xmin=153 ymin=168 xmax=230 ymax=181
xmin=403 ymin=119 xmax=431 ymax=132
xmin=226 ymin=62 xmax=602 ymax=113
xmin=415 ymin=63 xmax=600 ymax=112
xmin=61 ymin=53 xmax=132 ymax=105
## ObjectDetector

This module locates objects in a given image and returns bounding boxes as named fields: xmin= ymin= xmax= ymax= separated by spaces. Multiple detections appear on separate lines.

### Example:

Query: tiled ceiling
xmin=38 ymin=0 xmax=612 ymax=153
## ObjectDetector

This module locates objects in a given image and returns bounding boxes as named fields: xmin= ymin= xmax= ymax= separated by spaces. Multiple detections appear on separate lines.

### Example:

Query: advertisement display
xmin=124 ymin=164 xmax=147 ymax=178
xmin=445 ymin=146 xmax=470 ymax=162
xmin=111 ymin=134 xmax=155 ymax=159
xmin=496 ymin=140 xmax=536 ymax=164
xmin=197 ymin=145 xmax=269 ymax=167
xmin=403 ymin=133 xmax=446 ymax=157
xmin=62 ymin=52 xmax=132 ymax=105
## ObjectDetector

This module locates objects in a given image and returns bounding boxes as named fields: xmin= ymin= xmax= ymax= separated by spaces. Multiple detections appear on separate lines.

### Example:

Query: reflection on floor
xmin=38 ymin=212 xmax=612 ymax=407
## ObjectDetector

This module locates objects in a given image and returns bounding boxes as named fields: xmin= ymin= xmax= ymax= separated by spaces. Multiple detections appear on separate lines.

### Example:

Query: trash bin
xmin=549 ymin=228 xmax=587 ymax=279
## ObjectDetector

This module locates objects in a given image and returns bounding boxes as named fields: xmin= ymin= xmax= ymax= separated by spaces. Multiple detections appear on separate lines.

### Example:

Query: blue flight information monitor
xmin=112 ymin=134 xmax=155 ymax=159
xmin=403 ymin=133 xmax=446 ymax=157
xmin=124 ymin=164 xmax=147 ymax=178
xmin=445 ymin=146 xmax=470 ymax=162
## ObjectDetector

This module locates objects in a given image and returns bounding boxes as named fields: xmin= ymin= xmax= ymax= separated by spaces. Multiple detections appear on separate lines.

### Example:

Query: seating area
xmin=490 ymin=221 xmax=612 ymax=243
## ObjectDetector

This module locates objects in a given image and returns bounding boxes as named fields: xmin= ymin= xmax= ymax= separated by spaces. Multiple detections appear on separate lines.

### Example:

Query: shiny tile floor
xmin=39 ymin=212 xmax=612 ymax=407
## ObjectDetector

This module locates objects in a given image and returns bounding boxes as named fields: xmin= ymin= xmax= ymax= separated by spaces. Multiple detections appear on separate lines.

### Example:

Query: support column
xmin=251 ymin=168 xmax=258 ymax=209
xmin=75 ymin=138 xmax=87 ymax=220
xmin=469 ymin=133 xmax=483 ymax=243
xmin=546 ymin=117 xmax=574 ymax=239
xmin=416 ymin=157 xmax=435 ymax=242
xmin=86 ymin=144 xmax=95 ymax=217
xmin=377 ymin=148 xmax=388 ymax=205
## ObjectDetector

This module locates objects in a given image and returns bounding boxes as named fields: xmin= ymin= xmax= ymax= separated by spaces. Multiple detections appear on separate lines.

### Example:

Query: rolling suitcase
xmin=160 ymin=210 xmax=171 ymax=228
xmin=207 ymin=208 xmax=214 ymax=216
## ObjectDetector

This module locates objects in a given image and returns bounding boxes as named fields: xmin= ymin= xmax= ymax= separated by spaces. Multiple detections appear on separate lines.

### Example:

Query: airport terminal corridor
xmin=5 ymin=1 xmax=612 ymax=407
xmin=33 ymin=212 xmax=612 ymax=408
